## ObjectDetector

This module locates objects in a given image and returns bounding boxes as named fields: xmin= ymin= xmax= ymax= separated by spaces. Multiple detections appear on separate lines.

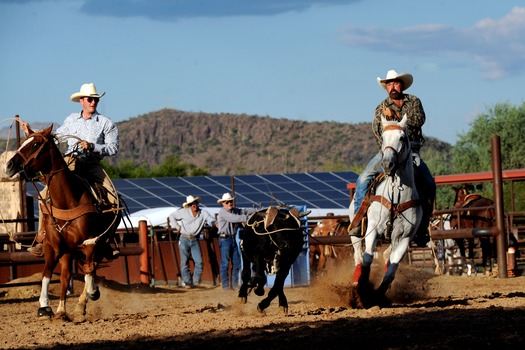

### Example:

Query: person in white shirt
xmin=169 ymin=195 xmax=216 ymax=288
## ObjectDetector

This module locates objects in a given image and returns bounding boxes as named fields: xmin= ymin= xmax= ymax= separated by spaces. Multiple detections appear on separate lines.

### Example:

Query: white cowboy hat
xmin=70 ymin=83 xmax=106 ymax=102
xmin=377 ymin=70 xmax=413 ymax=91
xmin=217 ymin=192 xmax=235 ymax=204
xmin=183 ymin=195 xmax=201 ymax=207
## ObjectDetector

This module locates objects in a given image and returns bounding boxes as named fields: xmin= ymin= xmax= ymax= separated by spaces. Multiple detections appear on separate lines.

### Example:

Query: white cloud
xmin=340 ymin=7 xmax=525 ymax=80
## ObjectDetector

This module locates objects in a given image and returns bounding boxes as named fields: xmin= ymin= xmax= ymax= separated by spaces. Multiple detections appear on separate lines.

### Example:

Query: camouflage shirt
xmin=373 ymin=94 xmax=426 ymax=153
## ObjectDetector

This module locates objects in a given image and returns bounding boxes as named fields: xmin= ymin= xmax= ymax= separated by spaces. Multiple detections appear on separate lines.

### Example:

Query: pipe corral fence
xmin=1 ymin=218 xmax=312 ymax=288
xmin=2 ymin=135 xmax=525 ymax=287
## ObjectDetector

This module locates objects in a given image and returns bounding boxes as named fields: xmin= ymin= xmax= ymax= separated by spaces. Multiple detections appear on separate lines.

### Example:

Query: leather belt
xmin=219 ymin=234 xmax=232 ymax=238
xmin=180 ymin=234 xmax=196 ymax=239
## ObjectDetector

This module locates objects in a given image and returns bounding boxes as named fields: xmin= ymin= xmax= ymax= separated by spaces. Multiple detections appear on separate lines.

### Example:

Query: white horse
xmin=429 ymin=215 xmax=471 ymax=276
xmin=349 ymin=115 xmax=423 ymax=303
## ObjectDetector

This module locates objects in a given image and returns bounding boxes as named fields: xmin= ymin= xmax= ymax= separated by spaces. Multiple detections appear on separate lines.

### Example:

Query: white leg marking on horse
xmin=57 ymin=300 xmax=66 ymax=314
xmin=85 ymin=274 xmax=95 ymax=295
xmin=39 ymin=276 xmax=51 ymax=307
xmin=389 ymin=237 xmax=411 ymax=264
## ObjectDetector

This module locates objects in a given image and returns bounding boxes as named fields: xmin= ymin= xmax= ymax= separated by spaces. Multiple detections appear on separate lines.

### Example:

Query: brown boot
xmin=348 ymin=225 xmax=362 ymax=237
xmin=28 ymin=230 xmax=46 ymax=257
xmin=27 ymin=243 xmax=43 ymax=257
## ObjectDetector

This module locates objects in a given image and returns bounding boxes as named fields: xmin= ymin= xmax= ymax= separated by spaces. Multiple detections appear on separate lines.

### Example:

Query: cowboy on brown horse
xmin=21 ymin=83 xmax=119 ymax=256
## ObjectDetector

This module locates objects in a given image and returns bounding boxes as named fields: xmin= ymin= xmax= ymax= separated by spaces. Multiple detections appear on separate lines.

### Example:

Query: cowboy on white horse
xmin=349 ymin=69 xmax=436 ymax=247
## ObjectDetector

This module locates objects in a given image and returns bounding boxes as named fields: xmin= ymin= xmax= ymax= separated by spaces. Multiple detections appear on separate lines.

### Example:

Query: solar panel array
xmin=26 ymin=171 xmax=357 ymax=215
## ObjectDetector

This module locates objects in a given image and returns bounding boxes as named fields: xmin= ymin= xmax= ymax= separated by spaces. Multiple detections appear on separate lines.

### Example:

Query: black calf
xmin=238 ymin=207 xmax=308 ymax=314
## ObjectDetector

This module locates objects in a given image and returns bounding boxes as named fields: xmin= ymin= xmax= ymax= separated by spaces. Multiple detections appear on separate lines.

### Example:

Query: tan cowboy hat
xmin=70 ymin=83 xmax=106 ymax=102
xmin=377 ymin=70 xmax=413 ymax=91
xmin=183 ymin=195 xmax=201 ymax=207
xmin=217 ymin=192 xmax=235 ymax=204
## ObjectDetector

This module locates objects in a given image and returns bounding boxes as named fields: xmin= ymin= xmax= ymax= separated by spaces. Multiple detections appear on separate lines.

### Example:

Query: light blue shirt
xmin=217 ymin=207 xmax=255 ymax=236
xmin=56 ymin=111 xmax=119 ymax=160
xmin=168 ymin=207 xmax=216 ymax=237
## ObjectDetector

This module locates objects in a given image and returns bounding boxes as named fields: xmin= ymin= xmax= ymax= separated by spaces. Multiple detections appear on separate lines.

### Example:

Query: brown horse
xmin=449 ymin=185 xmax=495 ymax=274
xmin=5 ymin=125 xmax=121 ymax=321
xmin=309 ymin=216 xmax=352 ymax=278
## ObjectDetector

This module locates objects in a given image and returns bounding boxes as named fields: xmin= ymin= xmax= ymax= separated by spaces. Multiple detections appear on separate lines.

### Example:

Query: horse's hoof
xmin=374 ymin=292 xmax=392 ymax=308
xmin=256 ymin=304 xmax=267 ymax=314
xmin=73 ymin=314 xmax=87 ymax=324
xmin=238 ymin=296 xmax=247 ymax=304
xmin=88 ymin=288 xmax=100 ymax=301
xmin=254 ymin=286 xmax=265 ymax=296
xmin=37 ymin=306 xmax=54 ymax=318
xmin=279 ymin=306 xmax=289 ymax=315
xmin=74 ymin=302 xmax=86 ymax=315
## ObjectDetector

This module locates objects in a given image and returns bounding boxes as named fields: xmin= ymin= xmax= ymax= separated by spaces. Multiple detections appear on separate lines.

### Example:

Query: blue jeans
xmin=219 ymin=236 xmax=241 ymax=289
xmin=178 ymin=237 xmax=203 ymax=285
xmin=354 ymin=152 xmax=383 ymax=214
xmin=353 ymin=152 xmax=436 ymax=214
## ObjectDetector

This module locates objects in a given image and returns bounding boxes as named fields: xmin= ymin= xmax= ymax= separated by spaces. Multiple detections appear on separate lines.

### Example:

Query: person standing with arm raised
xmin=216 ymin=193 xmax=255 ymax=291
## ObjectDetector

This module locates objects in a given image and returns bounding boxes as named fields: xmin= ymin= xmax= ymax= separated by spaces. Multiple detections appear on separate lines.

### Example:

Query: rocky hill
xmin=110 ymin=109 xmax=450 ymax=175
xmin=1 ymin=109 xmax=451 ymax=176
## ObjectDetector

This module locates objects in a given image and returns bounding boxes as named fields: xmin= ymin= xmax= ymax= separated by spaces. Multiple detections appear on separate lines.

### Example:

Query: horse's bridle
xmin=14 ymin=133 xmax=68 ymax=179
xmin=14 ymin=134 xmax=49 ymax=177
xmin=381 ymin=123 xmax=407 ymax=162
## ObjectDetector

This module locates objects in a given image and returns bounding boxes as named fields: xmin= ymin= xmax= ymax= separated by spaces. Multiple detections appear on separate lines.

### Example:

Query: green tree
xmin=151 ymin=155 xmax=191 ymax=177
xmin=421 ymin=147 xmax=452 ymax=177
xmin=451 ymin=101 xmax=525 ymax=210
xmin=453 ymin=102 xmax=525 ymax=173
xmin=421 ymin=145 xmax=454 ymax=210
xmin=103 ymin=160 xmax=149 ymax=178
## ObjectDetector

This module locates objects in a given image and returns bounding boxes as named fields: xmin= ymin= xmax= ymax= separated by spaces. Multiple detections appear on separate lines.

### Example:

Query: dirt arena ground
xmin=1 ymin=263 xmax=525 ymax=350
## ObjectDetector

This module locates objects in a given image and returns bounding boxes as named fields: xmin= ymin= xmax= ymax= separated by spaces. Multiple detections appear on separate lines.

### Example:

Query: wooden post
xmin=138 ymin=220 xmax=150 ymax=284
xmin=491 ymin=135 xmax=507 ymax=277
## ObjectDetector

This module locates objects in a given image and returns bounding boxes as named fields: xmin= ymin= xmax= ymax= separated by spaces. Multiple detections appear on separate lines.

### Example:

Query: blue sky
xmin=1 ymin=0 xmax=524 ymax=145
